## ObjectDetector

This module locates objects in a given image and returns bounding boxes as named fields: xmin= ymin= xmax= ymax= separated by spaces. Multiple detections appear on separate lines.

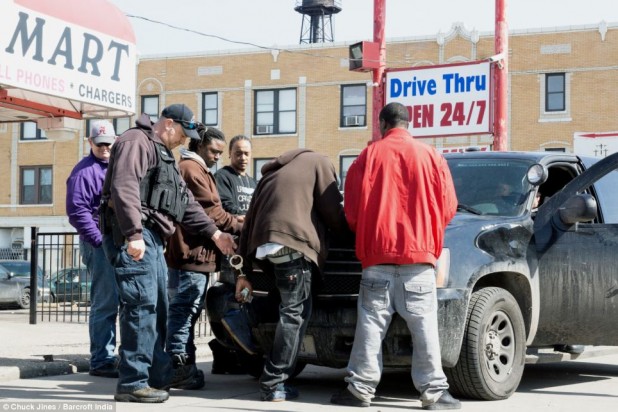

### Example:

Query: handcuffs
xmin=230 ymin=254 xmax=252 ymax=303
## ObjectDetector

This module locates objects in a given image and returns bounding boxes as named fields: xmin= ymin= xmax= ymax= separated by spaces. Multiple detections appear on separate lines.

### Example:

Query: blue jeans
xmin=260 ymin=257 xmax=312 ymax=392
xmin=345 ymin=264 xmax=448 ymax=404
xmin=166 ymin=268 xmax=209 ymax=361
xmin=102 ymin=228 xmax=172 ymax=392
xmin=80 ymin=240 xmax=119 ymax=370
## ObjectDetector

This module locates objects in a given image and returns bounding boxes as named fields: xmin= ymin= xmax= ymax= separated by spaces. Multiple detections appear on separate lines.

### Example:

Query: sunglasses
xmin=174 ymin=119 xmax=197 ymax=130
xmin=94 ymin=142 xmax=112 ymax=148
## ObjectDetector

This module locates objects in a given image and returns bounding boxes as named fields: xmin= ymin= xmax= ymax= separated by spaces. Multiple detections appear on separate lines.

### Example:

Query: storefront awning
xmin=0 ymin=0 xmax=137 ymax=123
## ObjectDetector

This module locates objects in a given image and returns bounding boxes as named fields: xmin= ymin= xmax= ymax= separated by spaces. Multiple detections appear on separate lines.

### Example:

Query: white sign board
xmin=385 ymin=61 xmax=492 ymax=138
xmin=573 ymin=132 xmax=618 ymax=158
xmin=0 ymin=0 xmax=137 ymax=114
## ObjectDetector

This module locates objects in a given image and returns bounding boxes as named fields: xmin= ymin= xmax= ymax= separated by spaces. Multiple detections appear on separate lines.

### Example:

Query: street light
xmin=348 ymin=41 xmax=380 ymax=72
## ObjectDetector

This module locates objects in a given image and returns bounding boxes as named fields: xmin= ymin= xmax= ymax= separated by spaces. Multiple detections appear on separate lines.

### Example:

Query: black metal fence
xmin=30 ymin=228 xmax=212 ymax=337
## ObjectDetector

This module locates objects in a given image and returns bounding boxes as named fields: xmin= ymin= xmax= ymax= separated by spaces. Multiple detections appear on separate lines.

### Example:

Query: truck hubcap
xmin=483 ymin=311 xmax=515 ymax=382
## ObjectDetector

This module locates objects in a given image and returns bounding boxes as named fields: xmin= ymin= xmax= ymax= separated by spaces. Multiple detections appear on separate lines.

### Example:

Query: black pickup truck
xmin=206 ymin=150 xmax=618 ymax=400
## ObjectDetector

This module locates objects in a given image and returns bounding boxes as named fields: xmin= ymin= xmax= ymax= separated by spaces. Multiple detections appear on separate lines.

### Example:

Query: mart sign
xmin=0 ymin=0 xmax=137 ymax=114
xmin=386 ymin=61 xmax=492 ymax=138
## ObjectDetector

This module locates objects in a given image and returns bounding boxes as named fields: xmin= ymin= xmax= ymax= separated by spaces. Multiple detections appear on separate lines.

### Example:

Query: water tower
xmin=294 ymin=0 xmax=342 ymax=44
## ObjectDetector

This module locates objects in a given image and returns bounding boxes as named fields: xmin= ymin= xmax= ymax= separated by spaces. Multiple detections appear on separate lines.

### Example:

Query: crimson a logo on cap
xmin=98 ymin=125 xmax=107 ymax=135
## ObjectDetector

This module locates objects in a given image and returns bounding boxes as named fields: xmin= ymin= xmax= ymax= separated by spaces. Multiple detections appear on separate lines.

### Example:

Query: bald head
xmin=379 ymin=102 xmax=410 ymax=136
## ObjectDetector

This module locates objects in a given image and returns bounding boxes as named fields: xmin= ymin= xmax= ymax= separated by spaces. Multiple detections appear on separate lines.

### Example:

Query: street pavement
xmin=1 ymin=309 xmax=618 ymax=411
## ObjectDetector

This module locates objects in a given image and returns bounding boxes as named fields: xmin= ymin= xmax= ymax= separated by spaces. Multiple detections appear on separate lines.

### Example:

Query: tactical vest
xmin=139 ymin=141 xmax=189 ymax=223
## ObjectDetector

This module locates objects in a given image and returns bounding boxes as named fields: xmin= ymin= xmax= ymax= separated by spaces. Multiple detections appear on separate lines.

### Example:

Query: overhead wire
xmin=126 ymin=14 xmax=409 ymax=66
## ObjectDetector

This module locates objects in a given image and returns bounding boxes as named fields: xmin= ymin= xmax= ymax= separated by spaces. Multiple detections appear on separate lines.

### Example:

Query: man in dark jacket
xmin=214 ymin=135 xmax=256 ymax=218
xmin=101 ymin=104 xmax=237 ymax=403
xmin=237 ymin=149 xmax=349 ymax=402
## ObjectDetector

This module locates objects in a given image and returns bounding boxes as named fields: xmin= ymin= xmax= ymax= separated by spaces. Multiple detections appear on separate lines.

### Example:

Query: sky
xmin=106 ymin=0 xmax=618 ymax=56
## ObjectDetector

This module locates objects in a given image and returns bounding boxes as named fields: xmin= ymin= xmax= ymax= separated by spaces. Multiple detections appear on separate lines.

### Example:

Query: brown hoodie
xmin=165 ymin=154 xmax=242 ymax=273
xmin=239 ymin=149 xmax=349 ymax=274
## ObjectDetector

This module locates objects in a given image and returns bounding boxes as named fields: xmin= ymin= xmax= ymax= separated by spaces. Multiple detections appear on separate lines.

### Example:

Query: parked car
xmin=0 ymin=260 xmax=51 ymax=309
xmin=207 ymin=150 xmax=618 ymax=400
xmin=50 ymin=267 xmax=90 ymax=303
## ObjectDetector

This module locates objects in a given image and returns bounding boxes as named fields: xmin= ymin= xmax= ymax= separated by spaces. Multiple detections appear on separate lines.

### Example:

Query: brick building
xmin=1 ymin=22 xmax=617 ymax=257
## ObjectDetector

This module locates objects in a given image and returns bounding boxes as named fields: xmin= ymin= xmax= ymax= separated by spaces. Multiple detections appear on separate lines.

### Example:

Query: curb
xmin=0 ymin=351 xmax=214 ymax=383
xmin=0 ymin=356 xmax=90 ymax=382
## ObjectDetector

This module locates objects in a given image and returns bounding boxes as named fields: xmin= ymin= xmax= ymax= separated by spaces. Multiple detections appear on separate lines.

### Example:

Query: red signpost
xmin=365 ymin=0 xmax=508 ymax=150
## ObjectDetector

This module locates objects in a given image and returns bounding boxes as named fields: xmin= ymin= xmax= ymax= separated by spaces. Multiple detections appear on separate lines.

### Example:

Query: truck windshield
xmin=448 ymin=158 xmax=535 ymax=216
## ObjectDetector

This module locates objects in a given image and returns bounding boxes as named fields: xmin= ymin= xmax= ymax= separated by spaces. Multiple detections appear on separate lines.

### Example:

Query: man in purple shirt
xmin=66 ymin=120 xmax=120 ymax=378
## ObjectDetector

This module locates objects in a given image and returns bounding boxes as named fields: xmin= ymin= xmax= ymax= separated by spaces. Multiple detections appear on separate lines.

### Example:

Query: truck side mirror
xmin=558 ymin=193 xmax=597 ymax=225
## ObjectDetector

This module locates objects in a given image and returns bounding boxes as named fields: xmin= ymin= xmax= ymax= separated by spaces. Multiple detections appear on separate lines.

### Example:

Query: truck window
xmin=448 ymin=158 xmax=533 ymax=216
xmin=537 ymin=164 xmax=578 ymax=205
xmin=592 ymin=170 xmax=618 ymax=224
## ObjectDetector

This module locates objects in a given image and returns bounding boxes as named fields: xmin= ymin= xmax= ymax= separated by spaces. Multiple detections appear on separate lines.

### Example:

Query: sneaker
xmin=422 ymin=391 xmax=461 ymax=410
xmin=168 ymin=365 xmax=205 ymax=390
xmin=554 ymin=344 xmax=585 ymax=355
xmin=330 ymin=388 xmax=370 ymax=407
xmin=222 ymin=308 xmax=257 ymax=355
xmin=89 ymin=363 xmax=119 ymax=378
xmin=114 ymin=387 xmax=169 ymax=403
xmin=260 ymin=383 xmax=299 ymax=402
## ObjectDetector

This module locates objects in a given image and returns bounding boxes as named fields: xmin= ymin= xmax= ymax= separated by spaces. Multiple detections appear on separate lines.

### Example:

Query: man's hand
xmin=127 ymin=239 xmax=145 ymax=261
xmin=235 ymin=277 xmax=253 ymax=303
xmin=211 ymin=230 xmax=237 ymax=255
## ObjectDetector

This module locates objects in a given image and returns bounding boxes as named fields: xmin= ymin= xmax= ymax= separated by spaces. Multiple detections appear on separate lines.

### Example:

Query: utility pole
xmin=372 ymin=0 xmax=386 ymax=142
xmin=494 ymin=0 xmax=509 ymax=150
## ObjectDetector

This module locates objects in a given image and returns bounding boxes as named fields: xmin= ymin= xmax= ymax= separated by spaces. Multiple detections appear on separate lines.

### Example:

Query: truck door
xmin=533 ymin=152 xmax=618 ymax=345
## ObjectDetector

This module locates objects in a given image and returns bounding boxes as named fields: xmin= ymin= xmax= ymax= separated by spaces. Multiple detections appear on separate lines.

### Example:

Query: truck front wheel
xmin=445 ymin=287 xmax=526 ymax=400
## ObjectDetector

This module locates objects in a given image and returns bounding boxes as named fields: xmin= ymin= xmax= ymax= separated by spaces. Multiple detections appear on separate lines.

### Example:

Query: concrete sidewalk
xmin=0 ymin=309 xmax=213 ymax=382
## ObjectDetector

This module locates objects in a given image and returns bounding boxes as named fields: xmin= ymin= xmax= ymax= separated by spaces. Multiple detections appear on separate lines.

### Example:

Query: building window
xmin=254 ymin=88 xmax=296 ymax=135
xmin=539 ymin=73 xmax=571 ymax=123
xmin=202 ymin=92 xmax=218 ymax=126
xmin=20 ymin=166 xmax=52 ymax=205
xmin=141 ymin=95 xmax=159 ymax=122
xmin=113 ymin=117 xmax=131 ymax=135
xmin=253 ymin=158 xmax=274 ymax=181
xmin=339 ymin=155 xmax=358 ymax=190
xmin=20 ymin=122 xmax=47 ymax=140
xmin=545 ymin=73 xmax=565 ymax=112
xmin=341 ymin=84 xmax=367 ymax=127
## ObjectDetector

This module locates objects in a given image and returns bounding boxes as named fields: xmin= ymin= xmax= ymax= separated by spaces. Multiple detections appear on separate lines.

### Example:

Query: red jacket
xmin=344 ymin=127 xmax=457 ymax=268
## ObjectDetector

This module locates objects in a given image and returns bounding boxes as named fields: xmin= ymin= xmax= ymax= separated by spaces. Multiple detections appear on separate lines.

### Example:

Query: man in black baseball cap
xmin=101 ymin=102 xmax=237 ymax=403
xmin=161 ymin=104 xmax=199 ymax=140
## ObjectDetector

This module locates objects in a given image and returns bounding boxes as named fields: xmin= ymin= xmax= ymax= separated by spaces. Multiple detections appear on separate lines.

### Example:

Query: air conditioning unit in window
xmin=344 ymin=115 xmax=364 ymax=127
xmin=256 ymin=125 xmax=274 ymax=134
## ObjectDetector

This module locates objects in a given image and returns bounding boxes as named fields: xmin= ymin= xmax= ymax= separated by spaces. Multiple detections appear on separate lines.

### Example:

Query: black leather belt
xmin=267 ymin=251 xmax=304 ymax=264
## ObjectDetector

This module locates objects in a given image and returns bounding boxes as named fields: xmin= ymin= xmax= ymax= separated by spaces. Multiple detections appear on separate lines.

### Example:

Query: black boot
xmin=167 ymin=353 xmax=205 ymax=390
xmin=208 ymin=339 xmax=246 ymax=375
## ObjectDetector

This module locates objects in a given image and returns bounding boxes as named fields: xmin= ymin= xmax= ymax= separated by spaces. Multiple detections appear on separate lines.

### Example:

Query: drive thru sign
xmin=385 ymin=61 xmax=492 ymax=138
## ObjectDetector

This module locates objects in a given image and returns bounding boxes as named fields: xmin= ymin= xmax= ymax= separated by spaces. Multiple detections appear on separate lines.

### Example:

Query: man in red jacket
xmin=331 ymin=102 xmax=460 ymax=410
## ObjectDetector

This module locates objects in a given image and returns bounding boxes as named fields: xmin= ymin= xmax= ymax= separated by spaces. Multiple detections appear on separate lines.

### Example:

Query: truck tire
xmin=445 ymin=287 xmax=526 ymax=400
